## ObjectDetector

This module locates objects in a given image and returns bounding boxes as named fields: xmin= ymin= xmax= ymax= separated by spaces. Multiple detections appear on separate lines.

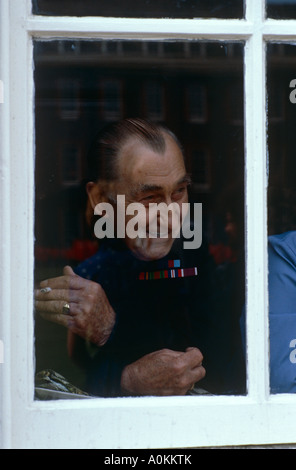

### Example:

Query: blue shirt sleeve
xmin=268 ymin=231 xmax=296 ymax=393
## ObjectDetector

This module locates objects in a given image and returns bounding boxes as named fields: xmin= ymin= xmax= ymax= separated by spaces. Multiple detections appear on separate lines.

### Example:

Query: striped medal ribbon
xmin=139 ymin=260 xmax=198 ymax=280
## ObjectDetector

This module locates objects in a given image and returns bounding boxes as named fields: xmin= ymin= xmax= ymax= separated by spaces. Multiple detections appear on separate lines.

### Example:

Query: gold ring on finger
xmin=62 ymin=302 xmax=71 ymax=315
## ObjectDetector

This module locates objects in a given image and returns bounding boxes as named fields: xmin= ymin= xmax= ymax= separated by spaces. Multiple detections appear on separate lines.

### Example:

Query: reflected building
xmin=32 ymin=0 xmax=244 ymax=18
xmin=34 ymin=39 xmax=245 ymax=265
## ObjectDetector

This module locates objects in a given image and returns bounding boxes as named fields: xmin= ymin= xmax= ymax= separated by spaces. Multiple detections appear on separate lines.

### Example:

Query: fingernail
xmin=40 ymin=287 xmax=51 ymax=293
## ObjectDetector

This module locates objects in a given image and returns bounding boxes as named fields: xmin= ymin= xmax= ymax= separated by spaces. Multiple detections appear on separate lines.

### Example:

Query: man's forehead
xmin=129 ymin=174 xmax=191 ymax=197
xmin=119 ymin=135 xmax=184 ymax=172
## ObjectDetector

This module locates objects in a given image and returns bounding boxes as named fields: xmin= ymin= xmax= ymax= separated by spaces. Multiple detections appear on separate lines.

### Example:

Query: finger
xmin=35 ymin=299 xmax=77 ymax=316
xmin=35 ymin=288 xmax=80 ymax=303
xmin=40 ymin=312 xmax=75 ymax=329
xmin=39 ymin=287 xmax=52 ymax=293
xmin=39 ymin=265 xmax=77 ymax=289
xmin=40 ymin=273 xmax=86 ymax=290
xmin=63 ymin=265 xmax=75 ymax=276
xmin=183 ymin=347 xmax=203 ymax=367
xmin=183 ymin=365 xmax=206 ymax=394
xmin=191 ymin=364 xmax=206 ymax=383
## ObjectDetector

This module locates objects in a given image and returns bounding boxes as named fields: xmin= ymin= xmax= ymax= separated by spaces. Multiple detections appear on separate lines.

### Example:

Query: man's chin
xmin=127 ymin=237 xmax=174 ymax=262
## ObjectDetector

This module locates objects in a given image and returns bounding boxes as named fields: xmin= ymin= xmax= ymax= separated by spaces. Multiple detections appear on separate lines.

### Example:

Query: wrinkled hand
xmin=34 ymin=266 xmax=116 ymax=347
xmin=121 ymin=347 xmax=205 ymax=396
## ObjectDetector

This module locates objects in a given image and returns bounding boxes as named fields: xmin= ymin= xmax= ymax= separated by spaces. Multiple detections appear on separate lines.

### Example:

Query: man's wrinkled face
xmin=115 ymin=134 xmax=190 ymax=261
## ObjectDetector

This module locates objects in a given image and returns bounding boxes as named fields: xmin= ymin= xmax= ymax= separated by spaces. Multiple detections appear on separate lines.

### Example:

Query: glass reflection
xmin=267 ymin=43 xmax=296 ymax=393
xmin=267 ymin=0 xmax=296 ymax=19
xmin=34 ymin=39 xmax=246 ymax=399
xmin=32 ymin=0 xmax=244 ymax=19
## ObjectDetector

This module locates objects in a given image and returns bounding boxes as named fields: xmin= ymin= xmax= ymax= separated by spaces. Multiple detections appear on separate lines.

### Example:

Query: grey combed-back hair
xmin=86 ymin=118 xmax=184 ymax=183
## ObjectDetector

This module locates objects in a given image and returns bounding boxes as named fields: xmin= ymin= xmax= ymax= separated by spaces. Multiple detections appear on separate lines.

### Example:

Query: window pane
xmin=32 ymin=0 xmax=244 ymax=19
xmin=34 ymin=39 xmax=246 ymax=400
xmin=266 ymin=0 xmax=296 ymax=19
xmin=267 ymin=43 xmax=296 ymax=393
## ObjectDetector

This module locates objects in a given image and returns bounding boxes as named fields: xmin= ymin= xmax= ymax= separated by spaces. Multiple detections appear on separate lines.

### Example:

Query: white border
xmin=0 ymin=0 xmax=12 ymax=450
xmin=2 ymin=0 xmax=296 ymax=449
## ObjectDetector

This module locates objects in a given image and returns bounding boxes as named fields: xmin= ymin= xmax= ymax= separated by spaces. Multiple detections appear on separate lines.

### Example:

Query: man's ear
xmin=86 ymin=181 xmax=104 ymax=209
xmin=85 ymin=181 xmax=116 ymax=227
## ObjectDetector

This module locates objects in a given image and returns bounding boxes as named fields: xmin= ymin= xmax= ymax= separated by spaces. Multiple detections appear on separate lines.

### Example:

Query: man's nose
xmin=158 ymin=201 xmax=180 ymax=232
xmin=157 ymin=211 xmax=173 ymax=231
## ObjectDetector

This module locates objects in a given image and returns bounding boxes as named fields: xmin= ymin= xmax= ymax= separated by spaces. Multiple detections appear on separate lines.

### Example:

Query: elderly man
xmin=35 ymin=118 xmax=245 ymax=397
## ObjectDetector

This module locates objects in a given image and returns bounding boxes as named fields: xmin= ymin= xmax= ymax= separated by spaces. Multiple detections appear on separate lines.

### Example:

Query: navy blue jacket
xmin=75 ymin=237 xmax=246 ymax=397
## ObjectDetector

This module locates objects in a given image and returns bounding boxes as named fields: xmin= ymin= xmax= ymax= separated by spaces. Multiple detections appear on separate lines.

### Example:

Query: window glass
xmin=34 ymin=39 xmax=246 ymax=400
xmin=266 ymin=0 xmax=296 ymax=19
xmin=267 ymin=43 xmax=296 ymax=394
xmin=32 ymin=0 xmax=244 ymax=19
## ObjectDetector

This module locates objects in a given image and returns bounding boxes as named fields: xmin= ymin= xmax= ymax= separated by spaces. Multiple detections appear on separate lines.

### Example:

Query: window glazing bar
xmin=244 ymin=0 xmax=269 ymax=401
xmin=27 ymin=16 xmax=253 ymax=39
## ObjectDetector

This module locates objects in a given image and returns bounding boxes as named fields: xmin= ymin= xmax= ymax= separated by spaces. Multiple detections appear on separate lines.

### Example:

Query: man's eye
xmin=173 ymin=187 xmax=187 ymax=196
xmin=140 ymin=195 xmax=157 ymax=204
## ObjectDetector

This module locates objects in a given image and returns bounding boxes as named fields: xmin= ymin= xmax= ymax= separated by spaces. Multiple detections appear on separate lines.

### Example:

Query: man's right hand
xmin=120 ymin=347 xmax=205 ymax=396
xmin=35 ymin=266 xmax=116 ymax=347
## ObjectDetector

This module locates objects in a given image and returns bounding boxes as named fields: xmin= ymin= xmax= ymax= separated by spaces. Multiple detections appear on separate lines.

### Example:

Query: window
xmin=266 ymin=0 xmax=296 ymax=19
xmin=32 ymin=0 xmax=245 ymax=19
xmin=267 ymin=43 xmax=296 ymax=396
xmin=57 ymin=78 xmax=81 ymax=121
xmin=2 ymin=0 xmax=296 ymax=449
xmin=33 ymin=38 xmax=245 ymax=402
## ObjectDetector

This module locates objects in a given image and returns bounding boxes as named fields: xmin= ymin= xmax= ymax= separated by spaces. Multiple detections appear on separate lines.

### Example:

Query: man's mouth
xmin=146 ymin=230 xmax=172 ymax=238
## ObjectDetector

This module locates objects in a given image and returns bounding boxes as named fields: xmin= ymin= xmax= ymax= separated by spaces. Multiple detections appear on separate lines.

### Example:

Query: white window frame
xmin=1 ymin=0 xmax=296 ymax=449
